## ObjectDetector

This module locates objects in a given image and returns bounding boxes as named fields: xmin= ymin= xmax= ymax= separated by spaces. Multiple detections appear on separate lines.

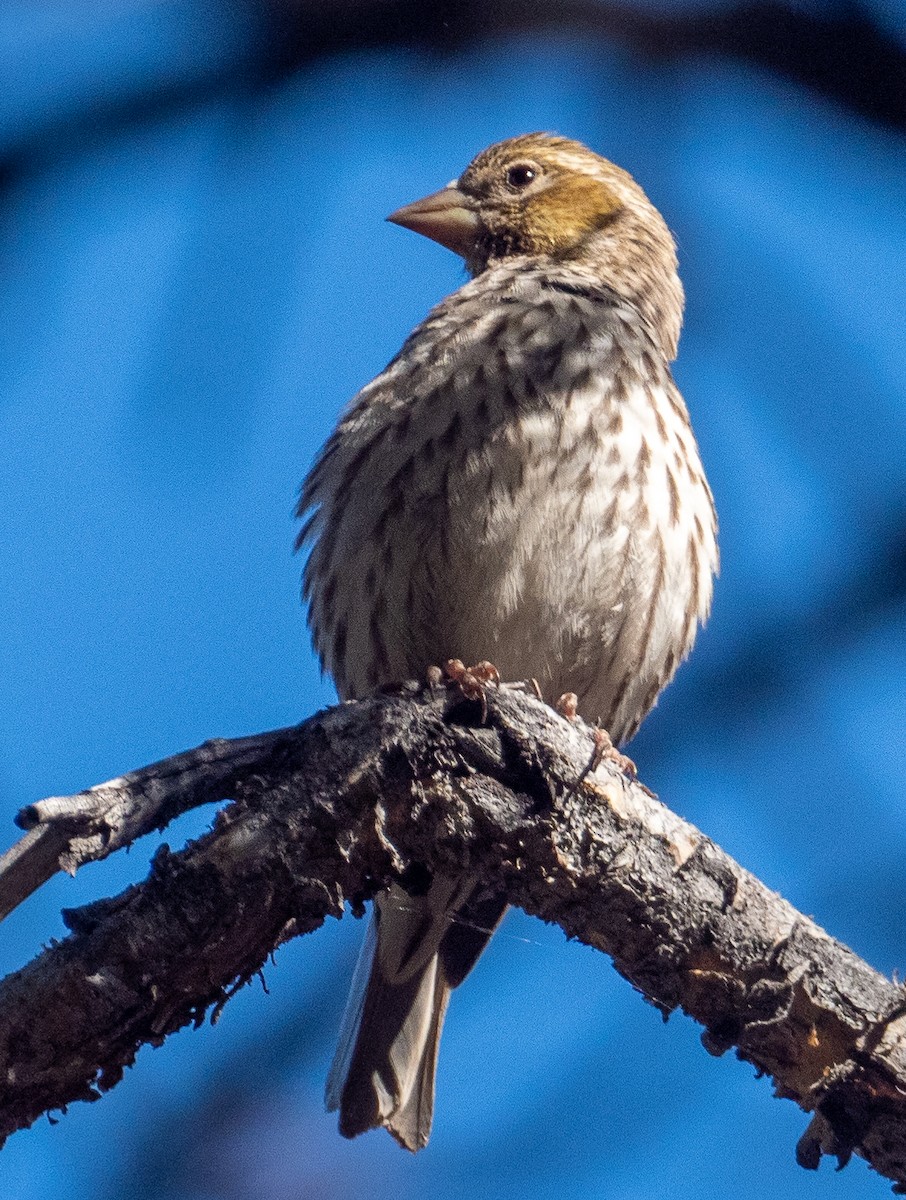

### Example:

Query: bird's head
xmin=388 ymin=133 xmax=684 ymax=358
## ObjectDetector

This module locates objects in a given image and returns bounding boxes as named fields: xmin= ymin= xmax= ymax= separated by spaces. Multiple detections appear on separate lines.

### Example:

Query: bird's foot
xmin=587 ymin=726 xmax=637 ymax=782
xmin=556 ymin=695 xmax=637 ymax=801
xmin=428 ymin=659 xmax=501 ymax=723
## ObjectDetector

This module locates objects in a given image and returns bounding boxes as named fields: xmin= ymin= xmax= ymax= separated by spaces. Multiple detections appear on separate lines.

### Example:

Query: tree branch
xmin=1 ymin=684 xmax=905 ymax=1186
xmin=264 ymin=0 xmax=906 ymax=134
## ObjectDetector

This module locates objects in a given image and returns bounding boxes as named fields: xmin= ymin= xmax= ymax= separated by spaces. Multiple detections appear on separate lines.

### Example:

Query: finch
xmin=297 ymin=133 xmax=718 ymax=1149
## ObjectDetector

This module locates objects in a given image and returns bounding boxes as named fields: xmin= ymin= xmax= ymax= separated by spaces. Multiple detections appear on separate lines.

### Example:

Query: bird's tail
xmin=326 ymin=876 xmax=506 ymax=1151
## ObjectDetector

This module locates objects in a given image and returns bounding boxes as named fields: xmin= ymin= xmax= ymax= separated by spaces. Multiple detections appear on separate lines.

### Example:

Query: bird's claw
xmin=438 ymin=659 xmax=501 ymax=723
xmin=589 ymin=726 xmax=637 ymax=781
xmin=557 ymin=691 xmax=638 ymax=802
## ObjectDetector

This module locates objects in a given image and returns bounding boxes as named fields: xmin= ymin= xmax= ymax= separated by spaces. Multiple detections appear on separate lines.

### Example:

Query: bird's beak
xmin=387 ymin=185 xmax=480 ymax=258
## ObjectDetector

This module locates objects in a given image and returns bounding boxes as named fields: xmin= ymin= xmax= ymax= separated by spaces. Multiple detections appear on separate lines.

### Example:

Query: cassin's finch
xmin=297 ymin=134 xmax=718 ymax=1150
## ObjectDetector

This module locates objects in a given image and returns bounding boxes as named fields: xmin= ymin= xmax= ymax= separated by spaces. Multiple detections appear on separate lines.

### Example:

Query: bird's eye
xmin=505 ymin=163 xmax=537 ymax=191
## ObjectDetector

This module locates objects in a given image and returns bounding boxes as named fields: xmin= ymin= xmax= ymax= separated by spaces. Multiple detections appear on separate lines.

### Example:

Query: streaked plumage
xmin=298 ymin=133 xmax=718 ymax=1150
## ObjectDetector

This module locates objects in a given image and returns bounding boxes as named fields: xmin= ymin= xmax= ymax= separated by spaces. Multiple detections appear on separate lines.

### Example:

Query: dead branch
xmin=264 ymin=0 xmax=906 ymax=134
xmin=1 ymin=683 xmax=905 ymax=1186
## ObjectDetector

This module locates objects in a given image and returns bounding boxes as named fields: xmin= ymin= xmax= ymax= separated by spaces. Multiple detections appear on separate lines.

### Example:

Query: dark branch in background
xmin=1 ymin=0 xmax=904 ymax=192
xmin=2 ymin=686 xmax=906 ymax=1187
xmin=264 ymin=0 xmax=906 ymax=131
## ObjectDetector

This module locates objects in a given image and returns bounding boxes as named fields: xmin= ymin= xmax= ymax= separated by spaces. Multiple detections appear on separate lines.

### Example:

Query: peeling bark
xmin=0 ymin=684 xmax=905 ymax=1186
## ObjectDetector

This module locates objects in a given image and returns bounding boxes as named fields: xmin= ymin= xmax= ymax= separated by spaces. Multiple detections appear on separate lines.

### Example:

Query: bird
xmin=297 ymin=133 xmax=718 ymax=1151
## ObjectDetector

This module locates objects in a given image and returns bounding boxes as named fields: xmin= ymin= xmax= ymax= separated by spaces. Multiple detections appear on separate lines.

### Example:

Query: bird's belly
xmin=396 ymin=393 xmax=712 ymax=741
xmin=435 ymin=490 xmax=658 ymax=734
xmin=326 ymin=376 xmax=715 ymax=743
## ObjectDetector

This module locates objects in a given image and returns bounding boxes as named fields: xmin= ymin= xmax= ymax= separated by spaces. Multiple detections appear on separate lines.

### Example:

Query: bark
xmin=1 ymin=683 xmax=905 ymax=1186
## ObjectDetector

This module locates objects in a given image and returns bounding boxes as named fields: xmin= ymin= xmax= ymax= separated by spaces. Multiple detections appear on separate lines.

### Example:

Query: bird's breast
xmin=304 ymin=281 xmax=716 ymax=735
xmin=433 ymin=356 xmax=715 ymax=737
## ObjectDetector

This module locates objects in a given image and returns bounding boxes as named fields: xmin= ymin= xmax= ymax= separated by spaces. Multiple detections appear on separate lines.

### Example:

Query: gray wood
xmin=0 ymin=683 xmax=903 ymax=1186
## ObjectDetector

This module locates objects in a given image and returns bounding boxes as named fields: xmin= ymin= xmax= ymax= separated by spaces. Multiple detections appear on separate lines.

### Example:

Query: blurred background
xmin=0 ymin=0 xmax=904 ymax=1197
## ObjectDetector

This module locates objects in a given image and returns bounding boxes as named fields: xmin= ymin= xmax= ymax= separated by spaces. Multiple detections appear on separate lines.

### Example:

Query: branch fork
xmin=0 ymin=683 xmax=904 ymax=1188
